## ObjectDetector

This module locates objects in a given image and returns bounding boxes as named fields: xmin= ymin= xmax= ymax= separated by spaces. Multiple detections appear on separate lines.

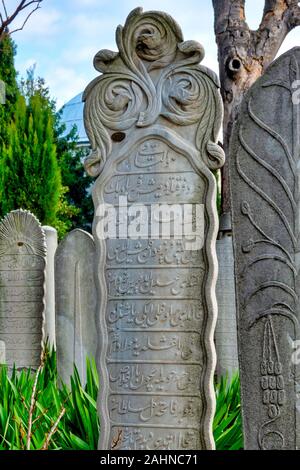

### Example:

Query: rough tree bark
xmin=212 ymin=0 xmax=300 ymax=217
xmin=0 ymin=0 xmax=43 ymax=40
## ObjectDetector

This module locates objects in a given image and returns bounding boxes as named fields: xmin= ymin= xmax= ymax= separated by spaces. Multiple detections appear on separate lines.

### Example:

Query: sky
xmin=5 ymin=0 xmax=300 ymax=109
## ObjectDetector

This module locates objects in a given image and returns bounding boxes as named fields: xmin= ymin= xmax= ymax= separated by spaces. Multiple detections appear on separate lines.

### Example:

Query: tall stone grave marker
xmin=0 ymin=210 xmax=46 ymax=369
xmin=83 ymin=8 xmax=224 ymax=450
xmin=230 ymin=47 xmax=300 ymax=449
xmin=55 ymin=229 xmax=97 ymax=385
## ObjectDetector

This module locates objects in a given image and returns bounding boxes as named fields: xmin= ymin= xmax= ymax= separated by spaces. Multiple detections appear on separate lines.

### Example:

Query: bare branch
xmin=256 ymin=0 xmax=300 ymax=70
xmin=212 ymin=0 xmax=300 ymax=214
xmin=32 ymin=407 xmax=50 ymax=426
xmin=0 ymin=0 xmax=43 ymax=39
xmin=213 ymin=0 xmax=247 ymax=35
xmin=111 ymin=428 xmax=123 ymax=449
xmin=1 ymin=1 xmax=8 ymax=20
xmin=20 ymin=395 xmax=29 ymax=412
xmin=9 ymin=3 xmax=41 ymax=35
xmin=26 ymin=349 xmax=46 ymax=450
xmin=288 ymin=1 xmax=300 ymax=28
xmin=259 ymin=0 xmax=289 ymax=33
xmin=41 ymin=407 xmax=66 ymax=450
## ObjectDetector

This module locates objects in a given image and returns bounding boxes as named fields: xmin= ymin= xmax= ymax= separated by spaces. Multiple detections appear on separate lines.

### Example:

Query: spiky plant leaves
xmin=213 ymin=372 xmax=243 ymax=450
xmin=0 ymin=351 xmax=242 ymax=450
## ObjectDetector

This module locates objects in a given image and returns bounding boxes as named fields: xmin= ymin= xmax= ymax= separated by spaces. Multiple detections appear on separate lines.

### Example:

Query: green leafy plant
xmin=0 ymin=348 xmax=99 ymax=450
xmin=0 ymin=349 xmax=243 ymax=450
xmin=213 ymin=372 xmax=243 ymax=450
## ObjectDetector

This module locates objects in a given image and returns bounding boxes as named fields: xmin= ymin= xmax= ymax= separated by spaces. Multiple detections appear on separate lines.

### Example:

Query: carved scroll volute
xmin=83 ymin=8 xmax=224 ymax=450
xmin=83 ymin=7 xmax=224 ymax=178
xmin=230 ymin=47 xmax=300 ymax=450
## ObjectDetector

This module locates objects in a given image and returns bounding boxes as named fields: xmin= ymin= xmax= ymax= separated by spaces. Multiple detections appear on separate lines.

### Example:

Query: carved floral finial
xmin=83 ymin=7 xmax=224 ymax=177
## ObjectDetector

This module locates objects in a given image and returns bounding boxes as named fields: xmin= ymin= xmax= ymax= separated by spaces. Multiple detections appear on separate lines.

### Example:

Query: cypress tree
xmin=0 ymin=56 xmax=81 ymax=236
xmin=0 ymin=90 xmax=62 ymax=228
xmin=0 ymin=36 xmax=19 ymax=144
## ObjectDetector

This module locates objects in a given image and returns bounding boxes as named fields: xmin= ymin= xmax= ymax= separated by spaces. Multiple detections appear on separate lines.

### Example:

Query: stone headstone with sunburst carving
xmin=0 ymin=210 xmax=46 ymax=369
xmin=230 ymin=47 xmax=300 ymax=450
xmin=83 ymin=8 xmax=224 ymax=450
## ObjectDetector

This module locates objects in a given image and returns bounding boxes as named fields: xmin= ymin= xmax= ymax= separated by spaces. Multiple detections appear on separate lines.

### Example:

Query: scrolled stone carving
xmin=83 ymin=7 xmax=224 ymax=177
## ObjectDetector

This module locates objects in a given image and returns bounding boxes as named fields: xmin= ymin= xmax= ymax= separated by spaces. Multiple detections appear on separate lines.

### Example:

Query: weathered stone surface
xmin=43 ymin=226 xmax=57 ymax=349
xmin=0 ymin=79 xmax=5 ymax=105
xmin=215 ymin=233 xmax=238 ymax=378
xmin=230 ymin=47 xmax=300 ymax=449
xmin=55 ymin=229 xmax=97 ymax=385
xmin=0 ymin=210 xmax=46 ymax=369
xmin=0 ymin=340 xmax=5 ymax=364
xmin=83 ymin=8 xmax=224 ymax=450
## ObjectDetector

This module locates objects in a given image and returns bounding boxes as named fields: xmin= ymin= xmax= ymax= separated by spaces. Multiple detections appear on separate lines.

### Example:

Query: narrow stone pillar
xmin=0 ymin=340 xmax=5 ymax=364
xmin=43 ymin=226 xmax=58 ymax=349
xmin=215 ymin=214 xmax=238 ymax=378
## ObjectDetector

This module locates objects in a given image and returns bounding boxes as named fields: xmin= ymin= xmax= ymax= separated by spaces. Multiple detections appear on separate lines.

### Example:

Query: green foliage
xmin=0 ymin=91 xmax=62 ymax=227
xmin=0 ymin=37 xmax=18 ymax=111
xmin=55 ymin=120 xmax=94 ymax=232
xmin=0 ymin=348 xmax=99 ymax=450
xmin=0 ymin=47 xmax=91 ymax=236
xmin=214 ymin=169 xmax=222 ymax=215
xmin=0 ymin=37 xmax=19 ymax=146
xmin=0 ymin=349 xmax=243 ymax=450
xmin=213 ymin=372 xmax=243 ymax=450
xmin=0 ymin=68 xmax=79 ymax=237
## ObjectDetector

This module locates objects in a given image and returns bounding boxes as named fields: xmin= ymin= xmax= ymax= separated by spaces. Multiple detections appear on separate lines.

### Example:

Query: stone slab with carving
xmin=0 ymin=210 xmax=46 ymax=369
xmin=84 ymin=8 xmax=224 ymax=450
xmin=230 ymin=47 xmax=300 ymax=450
xmin=55 ymin=229 xmax=97 ymax=385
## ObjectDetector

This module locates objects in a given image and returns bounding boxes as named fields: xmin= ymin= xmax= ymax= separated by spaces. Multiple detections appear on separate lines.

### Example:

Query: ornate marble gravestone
xmin=55 ymin=229 xmax=97 ymax=385
xmin=230 ymin=48 xmax=300 ymax=449
xmin=0 ymin=210 xmax=46 ymax=369
xmin=84 ymin=8 xmax=224 ymax=450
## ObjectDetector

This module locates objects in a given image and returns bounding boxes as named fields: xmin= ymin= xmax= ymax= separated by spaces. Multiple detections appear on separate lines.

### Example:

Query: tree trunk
xmin=212 ymin=0 xmax=300 ymax=217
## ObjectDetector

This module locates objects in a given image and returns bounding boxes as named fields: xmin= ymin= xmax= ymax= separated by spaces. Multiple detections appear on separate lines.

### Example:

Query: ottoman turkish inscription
xmin=0 ymin=210 xmax=46 ymax=369
xmin=84 ymin=8 xmax=224 ymax=450
xmin=230 ymin=48 xmax=300 ymax=449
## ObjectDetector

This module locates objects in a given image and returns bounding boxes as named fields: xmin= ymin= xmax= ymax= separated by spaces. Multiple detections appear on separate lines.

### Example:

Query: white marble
xmin=84 ymin=7 xmax=225 ymax=450
xmin=43 ymin=226 xmax=58 ymax=349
